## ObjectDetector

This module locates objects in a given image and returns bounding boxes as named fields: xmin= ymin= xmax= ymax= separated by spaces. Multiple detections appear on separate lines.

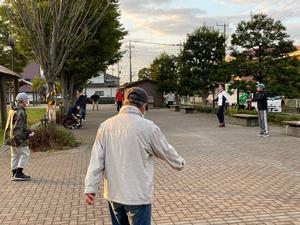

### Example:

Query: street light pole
xmin=8 ymin=34 xmax=16 ymax=71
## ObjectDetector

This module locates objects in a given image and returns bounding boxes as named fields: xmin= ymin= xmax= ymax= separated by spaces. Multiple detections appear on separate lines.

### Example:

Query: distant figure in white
xmin=164 ymin=92 xmax=176 ymax=108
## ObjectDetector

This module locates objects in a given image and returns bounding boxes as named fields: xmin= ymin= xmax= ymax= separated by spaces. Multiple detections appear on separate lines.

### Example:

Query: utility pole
xmin=129 ymin=40 xmax=134 ymax=83
xmin=117 ymin=62 xmax=120 ymax=85
xmin=216 ymin=23 xmax=229 ymax=38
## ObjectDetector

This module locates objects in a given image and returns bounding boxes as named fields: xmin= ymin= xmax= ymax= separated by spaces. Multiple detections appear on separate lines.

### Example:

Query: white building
xmin=85 ymin=72 xmax=120 ymax=98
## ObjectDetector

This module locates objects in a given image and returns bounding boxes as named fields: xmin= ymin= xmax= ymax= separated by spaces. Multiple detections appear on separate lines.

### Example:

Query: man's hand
xmin=85 ymin=193 xmax=95 ymax=205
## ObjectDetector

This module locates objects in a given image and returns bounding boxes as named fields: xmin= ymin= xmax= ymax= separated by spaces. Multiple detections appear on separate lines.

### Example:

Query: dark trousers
xmin=109 ymin=202 xmax=151 ymax=225
xmin=80 ymin=107 xmax=86 ymax=120
xmin=217 ymin=106 xmax=225 ymax=124
xmin=167 ymin=101 xmax=174 ymax=109
xmin=117 ymin=101 xmax=123 ymax=112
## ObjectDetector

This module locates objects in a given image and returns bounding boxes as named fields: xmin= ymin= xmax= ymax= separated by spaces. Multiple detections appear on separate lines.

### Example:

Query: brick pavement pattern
xmin=0 ymin=105 xmax=299 ymax=225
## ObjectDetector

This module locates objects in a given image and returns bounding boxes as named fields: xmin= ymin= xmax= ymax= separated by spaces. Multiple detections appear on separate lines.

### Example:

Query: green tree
xmin=138 ymin=68 xmax=152 ymax=81
xmin=231 ymin=13 xmax=295 ymax=83
xmin=149 ymin=53 xmax=178 ymax=93
xmin=0 ymin=6 xmax=27 ymax=72
xmin=7 ymin=0 xmax=111 ymax=92
xmin=61 ymin=0 xmax=127 ymax=108
xmin=266 ymin=58 xmax=300 ymax=98
xmin=178 ymin=26 xmax=226 ymax=103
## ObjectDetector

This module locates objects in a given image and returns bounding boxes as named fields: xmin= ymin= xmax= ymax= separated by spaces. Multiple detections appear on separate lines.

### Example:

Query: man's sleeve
xmin=84 ymin=125 xmax=106 ymax=194
xmin=149 ymin=124 xmax=185 ymax=170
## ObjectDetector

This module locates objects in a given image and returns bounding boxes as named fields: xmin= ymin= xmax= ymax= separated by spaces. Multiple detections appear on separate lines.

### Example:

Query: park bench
xmin=169 ymin=104 xmax=180 ymax=112
xmin=282 ymin=121 xmax=300 ymax=138
xmin=229 ymin=114 xmax=259 ymax=127
xmin=180 ymin=105 xmax=195 ymax=114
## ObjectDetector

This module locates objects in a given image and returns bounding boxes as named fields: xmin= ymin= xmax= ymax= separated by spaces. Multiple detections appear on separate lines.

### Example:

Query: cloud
xmin=118 ymin=0 xmax=300 ymax=82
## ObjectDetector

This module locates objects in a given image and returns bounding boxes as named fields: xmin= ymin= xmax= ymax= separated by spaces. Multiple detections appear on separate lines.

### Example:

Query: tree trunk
xmin=201 ymin=91 xmax=209 ymax=106
xmin=0 ymin=76 xmax=7 ymax=129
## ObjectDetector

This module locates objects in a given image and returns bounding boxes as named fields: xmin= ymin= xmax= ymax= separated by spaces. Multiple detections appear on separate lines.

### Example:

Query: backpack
xmin=3 ymin=108 xmax=17 ymax=145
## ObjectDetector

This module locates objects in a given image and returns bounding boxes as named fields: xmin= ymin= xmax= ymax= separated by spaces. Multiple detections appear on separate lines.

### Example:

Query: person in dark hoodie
xmin=4 ymin=92 xmax=34 ymax=181
xmin=250 ymin=83 xmax=269 ymax=137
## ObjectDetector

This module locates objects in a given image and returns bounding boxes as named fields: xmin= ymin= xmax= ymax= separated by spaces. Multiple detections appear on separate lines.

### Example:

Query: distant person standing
xmin=250 ymin=83 xmax=269 ymax=137
xmin=164 ymin=92 xmax=176 ymax=108
xmin=91 ymin=92 xmax=100 ymax=111
xmin=115 ymin=89 xmax=124 ymax=112
xmin=46 ymin=89 xmax=56 ymax=123
xmin=214 ymin=84 xmax=229 ymax=127
xmin=76 ymin=91 xmax=88 ymax=121
xmin=281 ymin=96 xmax=286 ymax=112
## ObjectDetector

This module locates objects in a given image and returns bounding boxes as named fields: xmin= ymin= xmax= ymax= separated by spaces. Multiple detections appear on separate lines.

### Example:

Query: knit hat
xmin=256 ymin=83 xmax=265 ymax=89
xmin=16 ymin=92 xmax=29 ymax=102
xmin=126 ymin=87 xmax=148 ymax=106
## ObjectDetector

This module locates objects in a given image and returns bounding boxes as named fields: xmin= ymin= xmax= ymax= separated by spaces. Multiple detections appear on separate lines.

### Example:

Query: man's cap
xmin=16 ymin=92 xmax=29 ymax=102
xmin=126 ymin=87 xmax=148 ymax=104
xmin=256 ymin=83 xmax=265 ymax=89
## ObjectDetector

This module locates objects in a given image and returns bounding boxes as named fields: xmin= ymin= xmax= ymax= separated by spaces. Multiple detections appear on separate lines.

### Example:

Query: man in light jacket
xmin=85 ymin=87 xmax=185 ymax=225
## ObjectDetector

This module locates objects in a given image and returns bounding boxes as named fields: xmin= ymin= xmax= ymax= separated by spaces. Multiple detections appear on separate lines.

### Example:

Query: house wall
xmin=86 ymin=87 xmax=118 ymax=98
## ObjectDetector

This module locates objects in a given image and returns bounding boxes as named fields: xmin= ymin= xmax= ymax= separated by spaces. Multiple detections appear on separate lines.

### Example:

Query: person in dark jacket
xmin=4 ymin=92 xmax=34 ymax=181
xmin=91 ymin=92 xmax=100 ymax=111
xmin=76 ymin=91 xmax=87 ymax=121
xmin=250 ymin=83 xmax=269 ymax=137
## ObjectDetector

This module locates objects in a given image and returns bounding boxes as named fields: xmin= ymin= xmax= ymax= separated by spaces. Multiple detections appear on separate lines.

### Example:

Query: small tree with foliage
xmin=178 ymin=26 xmax=226 ymax=103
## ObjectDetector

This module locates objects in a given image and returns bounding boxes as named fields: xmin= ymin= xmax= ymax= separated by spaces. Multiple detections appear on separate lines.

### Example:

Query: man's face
xmin=218 ymin=85 xmax=224 ymax=92
xmin=257 ymin=87 xmax=262 ymax=92
xmin=22 ymin=99 xmax=29 ymax=108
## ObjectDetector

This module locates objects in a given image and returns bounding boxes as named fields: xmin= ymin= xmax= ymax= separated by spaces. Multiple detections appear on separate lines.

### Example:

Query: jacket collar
xmin=119 ymin=105 xmax=144 ymax=118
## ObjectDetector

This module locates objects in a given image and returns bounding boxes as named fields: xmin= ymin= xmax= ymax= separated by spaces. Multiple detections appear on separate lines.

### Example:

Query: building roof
xmin=86 ymin=83 xmax=119 ymax=88
xmin=0 ymin=65 xmax=20 ymax=78
xmin=105 ymin=73 xmax=120 ymax=80
xmin=21 ymin=63 xmax=41 ymax=80
xmin=19 ymin=84 xmax=33 ymax=93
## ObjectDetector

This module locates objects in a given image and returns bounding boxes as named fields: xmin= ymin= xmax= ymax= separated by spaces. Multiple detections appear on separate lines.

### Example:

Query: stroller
xmin=63 ymin=105 xmax=82 ymax=129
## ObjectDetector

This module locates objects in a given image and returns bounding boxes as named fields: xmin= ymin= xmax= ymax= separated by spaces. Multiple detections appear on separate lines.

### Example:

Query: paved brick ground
xmin=0 ymin=105 xmax=299 ymax=225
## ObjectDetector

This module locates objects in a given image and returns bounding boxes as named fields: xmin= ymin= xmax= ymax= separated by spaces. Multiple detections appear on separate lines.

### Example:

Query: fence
xmin=285 ymin=99 xmax=300 ymax=113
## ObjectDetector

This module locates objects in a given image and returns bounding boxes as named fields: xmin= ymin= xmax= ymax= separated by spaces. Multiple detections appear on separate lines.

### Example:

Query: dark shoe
xmin=13 ymin=168 xmax=31 ymax=181
xmin=219 ymin=123 xmax=225 ymax=127
xmin=11 ymin=169 xmax=17 ymax=181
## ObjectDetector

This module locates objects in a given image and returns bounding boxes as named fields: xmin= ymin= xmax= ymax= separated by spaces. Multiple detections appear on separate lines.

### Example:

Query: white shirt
xmin=217 ymin=90 xmax=229 ymax=106
xmin=85 ymin=105 xmax=185 ymax=205
xmin=165 ymin=93 xmax=176 ymax=102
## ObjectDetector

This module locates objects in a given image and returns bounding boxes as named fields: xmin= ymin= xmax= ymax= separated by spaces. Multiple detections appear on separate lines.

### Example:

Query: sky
xmin=115 ymin=0 xmax=300 ymax=84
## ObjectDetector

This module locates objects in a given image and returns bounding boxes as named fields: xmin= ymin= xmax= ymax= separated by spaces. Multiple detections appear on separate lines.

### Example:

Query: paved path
xmin=0 ymin=105 xmax=299 ymax=225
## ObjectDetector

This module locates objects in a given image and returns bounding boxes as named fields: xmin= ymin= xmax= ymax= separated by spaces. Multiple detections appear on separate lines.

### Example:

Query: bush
xmin=195 ymin=106 xmax=218 ymax=114
xmin=29 ymin=124 xmax=78 ymax=152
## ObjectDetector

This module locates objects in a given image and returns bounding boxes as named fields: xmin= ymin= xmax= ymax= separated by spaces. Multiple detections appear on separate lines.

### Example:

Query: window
xmin=96 ymin=91 xmax=104 ymax=96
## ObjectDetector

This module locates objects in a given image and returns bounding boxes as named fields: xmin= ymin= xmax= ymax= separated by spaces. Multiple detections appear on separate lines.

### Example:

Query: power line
xmin=130 ymin=40 xmax=181 ymax=47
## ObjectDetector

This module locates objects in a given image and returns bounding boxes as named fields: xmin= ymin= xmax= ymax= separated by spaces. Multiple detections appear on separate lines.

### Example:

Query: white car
xmin=267 ymin=96 xmax=282 ymax=113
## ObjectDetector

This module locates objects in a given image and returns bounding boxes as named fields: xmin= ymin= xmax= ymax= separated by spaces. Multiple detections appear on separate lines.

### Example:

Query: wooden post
xmin=0 ymin=76 xmax=8 ymax=129
xmin=14 ymin=77 xmax=19 ymax=101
